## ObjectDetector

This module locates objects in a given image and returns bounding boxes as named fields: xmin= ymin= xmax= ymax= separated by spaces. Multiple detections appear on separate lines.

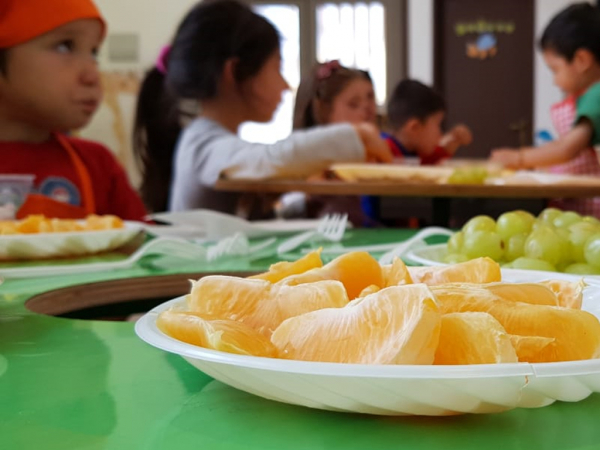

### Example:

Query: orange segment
xmin=382 ymin=257 xmax=414 ymax=286
xmin=485 ymin=282 xmax=559 ymax=306
xmin=0 ymin=221 xmax=18 ymax=234
xmin=1 ymin=214 xmax=123 ymax=233
xmin=157 ymin=310 xmax=278 ymax=357
xmin=432 ymin=282 xmax=559 ymax=307
xmin=358 ymin=285 xmax=381 ymax=297
xmin=539 ymin=279 xmax=585 ymax=309
xmin=408 ymin=257 xmax=501 ymax=285
xmin=46 ymin=218 xmax=85 ymax=233
xmin=432 ymin=285 xmax=600 ymax=362
xmin=271 ymin=284 xmax=441 ymax=364
xmin=250 ymin=249 xmax=323 ymax=283
xmin=434 ymin=312 xmax=518 ymax=365
xmin=509 ymin=335 xmax=555 ymax=362
xmin=16 ymin=215 xmax=46 ymax=233
xmin=85 ymin=214 xmax=124 ymax=230
xmin=277 ymin=251 xmax=384 ymax=299
xmin=187 ymin=275 xmax=348 ymax=336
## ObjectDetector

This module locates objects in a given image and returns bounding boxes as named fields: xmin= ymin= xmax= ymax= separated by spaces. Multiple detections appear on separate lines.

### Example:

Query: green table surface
xmin=2 ymin=229 xmax=600 ymax=450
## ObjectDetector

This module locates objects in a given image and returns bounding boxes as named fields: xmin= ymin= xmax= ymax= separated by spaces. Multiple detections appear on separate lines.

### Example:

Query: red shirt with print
xmin=0 ymin=135 xmax=147 ymax=220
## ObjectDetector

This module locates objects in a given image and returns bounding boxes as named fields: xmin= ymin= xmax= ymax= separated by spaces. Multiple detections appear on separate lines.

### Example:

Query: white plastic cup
xmin=0 ymin=174 xmax=35 ymax=220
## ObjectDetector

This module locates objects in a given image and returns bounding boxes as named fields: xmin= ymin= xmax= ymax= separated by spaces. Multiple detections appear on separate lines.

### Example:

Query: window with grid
xmin=240 ymin=0 xmax=405 ymax=144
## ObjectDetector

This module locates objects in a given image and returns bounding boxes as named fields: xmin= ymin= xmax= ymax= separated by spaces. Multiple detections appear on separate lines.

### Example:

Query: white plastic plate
xmin=135 ymin=269 xmax=600 ymax=416
xmin=0 ymin=221 xmax=143 ymax=261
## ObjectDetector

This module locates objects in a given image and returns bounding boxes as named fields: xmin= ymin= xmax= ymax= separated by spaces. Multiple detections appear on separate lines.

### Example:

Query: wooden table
xmin=215 ymin=177 xmax=600 ymax=225
xmin=215 ymin=178 xmax=600 ymax=199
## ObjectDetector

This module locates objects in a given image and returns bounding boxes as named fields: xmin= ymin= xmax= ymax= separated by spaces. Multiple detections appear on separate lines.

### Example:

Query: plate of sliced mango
xmin=136 ymin=252 xmax=600 ymax=416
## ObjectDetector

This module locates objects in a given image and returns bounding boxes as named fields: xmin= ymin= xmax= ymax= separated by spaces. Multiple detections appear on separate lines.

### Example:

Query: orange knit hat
xmin=0 ymin=0 xmax=106 ymax=48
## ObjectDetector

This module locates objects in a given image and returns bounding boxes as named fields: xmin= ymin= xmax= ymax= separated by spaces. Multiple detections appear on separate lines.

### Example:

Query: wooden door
xmin=434 ymin=0 xmax=534 ymax=158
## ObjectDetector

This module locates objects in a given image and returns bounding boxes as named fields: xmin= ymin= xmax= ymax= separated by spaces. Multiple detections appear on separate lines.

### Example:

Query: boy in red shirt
xmin=0 ymin=0 xmax=147 ymax=220
xmin=362 ymin=80 xmax=472 ymax=225
xmin=384 ymin=79 xmax=472 ymax=164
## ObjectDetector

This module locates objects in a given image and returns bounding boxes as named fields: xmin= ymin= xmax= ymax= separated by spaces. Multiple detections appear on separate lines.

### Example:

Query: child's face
xmin=327 ymin=78 xmax=377 ymax=125
xmin=241 ymin=50 xmax=290 ymax=123
xmin=0 ymin=19 xmax=103 ymax=134
xmin=542 ymin=49 xmax=585 ymax=95
xmin=397 ymin=111 xmax=444 ymax=156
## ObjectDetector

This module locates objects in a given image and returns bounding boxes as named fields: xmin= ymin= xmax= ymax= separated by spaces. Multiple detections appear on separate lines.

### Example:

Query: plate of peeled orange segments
xmin=0 ymin=214 xmax=143 ymax=261
xmin=135 ymin=251 xmax=600 ymax=416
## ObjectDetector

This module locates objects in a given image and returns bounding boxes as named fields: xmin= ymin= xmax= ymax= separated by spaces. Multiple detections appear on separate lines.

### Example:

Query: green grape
xmin=462 ymin=215 xmax=496 ymax=234
xmin=513 ymin=210 xmax=536 ymax=228
xmin=582 ymin=216 xmax=600 ymax=227
xmin=563 ymin=263 xmax=600 ymax=275
xmin=504 ymin=233 xmax=527 ymax=262
xmin=496 ymin=211 xmax=533 ymax=240
xmin=511 ymin=257 xmax=556 ymax=272
xmin=532 ymin=219 xmax=556 ymax=231
xmin=555 ymin=229 xmax=572 ymax=268
xmin=462 ymin=230 xmax=504 ymax=260
xmin=524 ymin=226 xmax=567 ymax=267
xmin=443 ymin=253 xmax=470 ymax=264
xmin=553 ymin=211 xmax=582 ymax=229
xmin=555 ymin=227 xmax=570 ymax=241
xmin=446 ymin=231 xmax=464 ymax=254
xmin=568 ymin=222 xmax=599 ymax=263
xmin=538 ymin=207 xmax=563 ymax=224
xmin=447 ymin=167 xmax=488 ymax=185
xmin=583 ymin=233 xmax=600 ymax=268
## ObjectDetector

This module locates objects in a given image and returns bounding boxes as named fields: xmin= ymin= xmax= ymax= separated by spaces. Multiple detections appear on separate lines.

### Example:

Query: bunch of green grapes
xmin=445 ymin=208 xmax=600 ymax=274
xmin=447 ymin=167 xmax=488 ymax=185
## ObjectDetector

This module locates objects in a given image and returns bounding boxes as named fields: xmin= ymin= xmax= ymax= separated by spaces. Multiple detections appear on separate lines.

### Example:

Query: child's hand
xmin=353 ymin=123 xmax=394 ymax=163
xmin=490 ymin=148 xmax=521 ymax=169
xmin=439 ymin=124 xmax=473 ymax=155
xmin=450 ymin=124 xmax=473 ymax=146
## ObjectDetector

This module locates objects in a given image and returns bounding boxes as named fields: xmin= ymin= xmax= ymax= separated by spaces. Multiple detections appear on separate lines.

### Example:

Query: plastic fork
xmin=0 ymin=237 xmax=208 ymax=279
xmin=119 ymin=237 xmax=207 ymax=266
xmin=277 ymin=213 xmax=348 ymax=254
xmin=206 ymin=233 xmax=276 ymax=262
xmin=378 ymin=227 xmax=454 ymax=265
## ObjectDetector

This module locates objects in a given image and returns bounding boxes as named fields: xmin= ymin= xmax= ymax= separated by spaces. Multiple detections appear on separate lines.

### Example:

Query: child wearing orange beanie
xmin=0 ymin=0 xmax=147 ymax=220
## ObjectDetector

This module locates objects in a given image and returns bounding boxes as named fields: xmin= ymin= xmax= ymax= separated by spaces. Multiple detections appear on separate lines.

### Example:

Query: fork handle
xmin=378 ymin=227 xmax=454 ymax=265
xmin=277 ymin=230 xmax=317 ymax=254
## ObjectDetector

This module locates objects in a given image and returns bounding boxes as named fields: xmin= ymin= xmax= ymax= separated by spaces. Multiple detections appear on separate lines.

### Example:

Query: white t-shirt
xmin=169 ymin=117 xmax=365 ymax=215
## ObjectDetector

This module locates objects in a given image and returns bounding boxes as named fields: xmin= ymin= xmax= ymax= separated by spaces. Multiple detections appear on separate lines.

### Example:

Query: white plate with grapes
xmin=407 ymin=209 xmax=600 ymax=276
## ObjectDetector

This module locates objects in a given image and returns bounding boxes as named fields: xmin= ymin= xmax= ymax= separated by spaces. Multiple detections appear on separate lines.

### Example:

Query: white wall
xmin=407 ymin=0 xmax=574 ymax=135
xmin=94 ymin=0 xmax=197 ymax=71
xmin=79 ymin=0 xmax=198 ymax=185
xmin=407 ymin=0 xmax=434 ymax=85
xmin=534 ymin=0 xmax=575 ymax=135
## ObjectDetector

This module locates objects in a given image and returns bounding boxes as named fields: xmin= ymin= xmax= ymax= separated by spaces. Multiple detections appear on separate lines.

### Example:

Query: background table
xmin=216 ymin=178 xmax=600 ymax=226
xmin=215 ymin=178 xmax=600 ymax=198
xmin=2 ymin=229 xmax=600 ymax=450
